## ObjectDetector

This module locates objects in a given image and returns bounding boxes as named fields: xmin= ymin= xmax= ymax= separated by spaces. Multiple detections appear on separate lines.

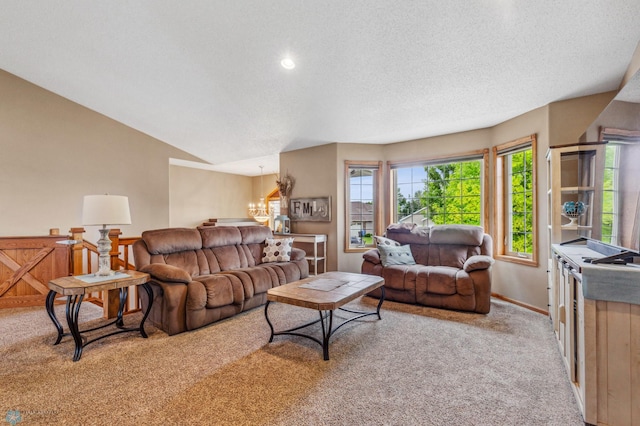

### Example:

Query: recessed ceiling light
xmin=281 ymin=58 xmax=295 ymax=70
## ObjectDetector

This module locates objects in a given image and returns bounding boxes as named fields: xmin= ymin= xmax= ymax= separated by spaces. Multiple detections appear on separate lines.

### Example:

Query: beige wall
xmin=490 ymin=106 xmax=549 ymax=308
xmin=252 ymin=172 xmax=278 ymax=203
xmin=280 ymin=144 xmax=339 ymax=270
xmin=169 ymin=165 xmax=254 ymax=227
xmin=548 ymin=91 xmax=616 ymax=144
xmin=585 ymin=100 xmax=640 ymax=140
xmin=0 ymin=69 xmax=200 ymax=242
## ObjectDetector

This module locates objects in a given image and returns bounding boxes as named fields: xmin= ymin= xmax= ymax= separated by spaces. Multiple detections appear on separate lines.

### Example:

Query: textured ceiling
xmin=2 ymin=1 xmax=640 ymax=176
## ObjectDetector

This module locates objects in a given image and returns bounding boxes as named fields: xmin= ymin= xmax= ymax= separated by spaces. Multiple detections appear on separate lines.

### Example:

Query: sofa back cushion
xmin=134 ymin=225 xmax=279 ymax=276
xmin=156 ymin=251 xmax=203 ymax=277
xmin=386 ymin=226 xmax=430 ymax=264
xmin=198 ymin=226 xmax=244 ymax=272
xmin=142 ymin=228 xmax=202 ymax=254
xmin=427 ymin=225 xmax=484 ymax=268
xmin=428 ymin=244 xmax=481 ymax=269
xmin=136 ymin=228 xmax=204 ymax=276
xmin=429 ymin=225 xmax=484 ymax=246
xmin=199 ymin=226 xmax=243 ymax=247
xmin=239 ymin=226 xmax=274 ymax=265
xmin=198 ymin=225 xmax=273 ymax=271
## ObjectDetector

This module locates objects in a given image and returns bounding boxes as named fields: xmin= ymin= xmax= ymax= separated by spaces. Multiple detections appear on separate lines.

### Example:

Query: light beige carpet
xmin=0 ymin=297 xmax=583 ymax=425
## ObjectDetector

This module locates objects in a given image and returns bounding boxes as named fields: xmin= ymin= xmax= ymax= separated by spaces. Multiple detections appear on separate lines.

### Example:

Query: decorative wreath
xmin=276 ymin=173 xmax=295 ymax=198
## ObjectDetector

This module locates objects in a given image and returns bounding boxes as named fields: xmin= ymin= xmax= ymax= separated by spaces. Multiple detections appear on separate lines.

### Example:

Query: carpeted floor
xmin=0 ymin=297 xmax=583 ymax=425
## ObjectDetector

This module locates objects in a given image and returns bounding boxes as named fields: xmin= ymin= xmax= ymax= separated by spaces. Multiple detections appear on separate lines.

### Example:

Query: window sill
xmin=495 ymin=254 xmax=538 ymax=267
xmin=345 ymin=247 xmax=375 ymax=253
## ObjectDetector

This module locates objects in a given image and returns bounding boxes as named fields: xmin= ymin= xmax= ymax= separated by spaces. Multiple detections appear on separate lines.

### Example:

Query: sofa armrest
xmin=362 ymin=249 xmax=382 ymax=265
xmin=139 ymin=263 xmax=192 ymax=284
xmin=290 ymin=247 xmax=306 ymax=261
xmin=463 ymin=255 xmax=494 ymax=273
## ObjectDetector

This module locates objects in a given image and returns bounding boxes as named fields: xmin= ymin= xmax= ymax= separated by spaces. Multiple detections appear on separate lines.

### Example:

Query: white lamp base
xmin=96 ymin=226 xmax=115 ymax=276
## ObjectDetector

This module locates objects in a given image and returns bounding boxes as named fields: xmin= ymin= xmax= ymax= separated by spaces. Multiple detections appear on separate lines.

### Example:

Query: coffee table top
xmin=267 ymin=271 xmax=384 ymax=311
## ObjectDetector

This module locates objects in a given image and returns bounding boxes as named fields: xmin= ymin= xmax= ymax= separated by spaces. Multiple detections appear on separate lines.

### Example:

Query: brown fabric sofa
xmin=362 ymin=224 xmax=494 ymax=314
xmin=133 ymin=225 xmax=309 ymax=335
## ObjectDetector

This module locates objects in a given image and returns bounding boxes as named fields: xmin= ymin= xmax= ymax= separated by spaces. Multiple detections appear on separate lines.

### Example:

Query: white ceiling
xmin=2 ymin=1 xmax=640 ymax=176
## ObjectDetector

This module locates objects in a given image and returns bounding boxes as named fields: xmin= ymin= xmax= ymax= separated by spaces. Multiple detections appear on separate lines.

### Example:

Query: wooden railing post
xmin=109 ymin=229 xmax=122 ymax=270
xmin=69 ymin=227 xmax=85 ymax=276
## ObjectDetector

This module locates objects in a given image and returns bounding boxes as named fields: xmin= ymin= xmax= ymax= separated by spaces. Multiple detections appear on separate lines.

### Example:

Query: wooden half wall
xmin=0 ymin=235 xmax=70 ymax=308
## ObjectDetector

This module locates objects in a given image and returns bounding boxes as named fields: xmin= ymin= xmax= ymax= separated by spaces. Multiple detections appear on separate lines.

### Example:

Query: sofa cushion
xmin=416 ymin=266 xmax=458 ymax=295
xmin=429 ymin=225 xmax=483 ymax=246
xmin=382 ymin=264 xmax=421 ymax=291
xmin=239 ymin=225 xmax=273 ymax=244
xmin=142 ymin=228 xmax=202 ymax=255
xmin=225 ymin=266 xmax=280 ymax=298
xmin=139 ymin=263 xmax=191 ymax=283
xmin=212 ymin=245 xmax=245 ymax=270
xmin=386 ymin=226 xmax=430 ymax=246
xmin=193 ymin=274 xmax=242 ymax=309
xmin=200 ymin=226 xmax=242 ymax=248
xmin=428 ymin=245 xmax=472 ymax=269
xmin=378 ymin=244 xmax=416 ymax=267
xmin=362 ymin=249 xmax=381 ymax=265
xmin=464 ymin=255 xmax=495 ymax=272
xmin=262 ymin=238 xmax=294 ymax=263
xmin=153 ymin=251 xmax=202 ymax=277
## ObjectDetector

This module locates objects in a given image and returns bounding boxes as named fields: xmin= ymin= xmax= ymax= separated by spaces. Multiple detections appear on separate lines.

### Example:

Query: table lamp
xmin=82 ymin=194 xmax=131 ymax=276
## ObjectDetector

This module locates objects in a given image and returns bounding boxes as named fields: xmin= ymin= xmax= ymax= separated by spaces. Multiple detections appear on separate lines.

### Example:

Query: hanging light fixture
xmin=248 ymin=166 xmax=270 ymax=223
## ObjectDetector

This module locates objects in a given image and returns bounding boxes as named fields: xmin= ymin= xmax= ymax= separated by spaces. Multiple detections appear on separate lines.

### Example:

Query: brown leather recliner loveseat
xmin=133 ymin=225 xmax=309 ymax=335
xmin=362 ymin=224 xmax=494 ymax=314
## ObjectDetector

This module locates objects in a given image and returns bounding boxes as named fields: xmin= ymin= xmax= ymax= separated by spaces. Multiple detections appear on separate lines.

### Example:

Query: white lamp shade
xmin=82 ymin=195 xmax=132 ymax=226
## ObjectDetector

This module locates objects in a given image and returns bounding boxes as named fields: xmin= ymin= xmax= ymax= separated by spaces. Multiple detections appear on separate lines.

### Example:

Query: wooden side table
xmin=274 ymin=233 xmax=327 ymax=275
xmin=46 ymin=270 xmax=151 ymax=361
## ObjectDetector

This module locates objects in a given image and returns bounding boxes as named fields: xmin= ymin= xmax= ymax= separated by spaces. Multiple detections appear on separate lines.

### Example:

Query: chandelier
xmin=249 ymin=166 xmax=270 ymax=224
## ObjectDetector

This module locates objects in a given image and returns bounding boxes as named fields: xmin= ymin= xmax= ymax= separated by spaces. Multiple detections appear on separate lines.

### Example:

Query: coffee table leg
xmin=376 ymin=286 xmax=385 ymax=319
xmin=65 ymin=294 xmax=85 ymax=362
xmin=46 ymin=290 xmax=64 ymax=345
xmin=138 ymin=283 xmax=153 ymax=338
xmin=264 ymin=301 xmax=275 ymax=342
xmin=320 ymin=310 xmax=334 ymax=361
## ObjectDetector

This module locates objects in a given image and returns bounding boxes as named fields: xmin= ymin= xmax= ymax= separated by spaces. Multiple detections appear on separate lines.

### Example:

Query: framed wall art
xmin=289 ymin=197 xmax=331 ymax=222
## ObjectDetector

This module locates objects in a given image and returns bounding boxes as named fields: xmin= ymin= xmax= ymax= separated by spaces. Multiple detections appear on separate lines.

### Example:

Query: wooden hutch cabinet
xmin=547 ymin=143 xmax=640 ymax=426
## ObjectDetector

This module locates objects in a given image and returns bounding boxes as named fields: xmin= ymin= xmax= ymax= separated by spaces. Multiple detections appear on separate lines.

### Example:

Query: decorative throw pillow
xmin=262 ymin=238 xmax=294 ymax=263
xmin=378 ymin=244 xmax=416 ymax=267
xmin=374 ymin=235 xmax=401 ymax=248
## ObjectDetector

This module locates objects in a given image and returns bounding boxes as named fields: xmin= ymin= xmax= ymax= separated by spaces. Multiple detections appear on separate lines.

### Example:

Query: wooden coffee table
xmin=264 ymin=271 xmax=385 ymax=360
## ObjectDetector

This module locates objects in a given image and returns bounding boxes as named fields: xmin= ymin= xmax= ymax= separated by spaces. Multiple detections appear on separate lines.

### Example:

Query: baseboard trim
xmin=491 ymin=293 xmax=549 ymax=316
